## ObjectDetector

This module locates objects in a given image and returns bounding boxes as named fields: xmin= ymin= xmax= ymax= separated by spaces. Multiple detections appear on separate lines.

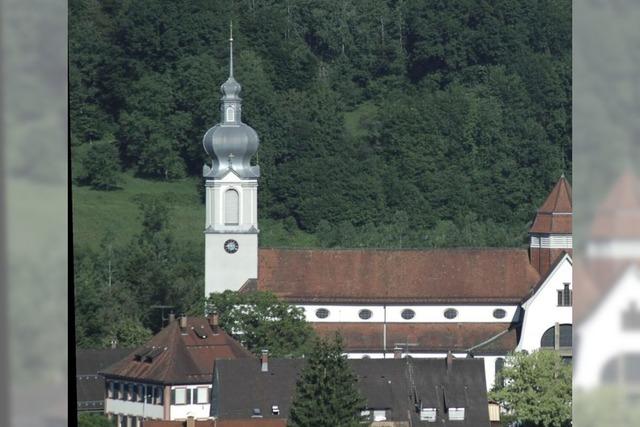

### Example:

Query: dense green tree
xmin=289 ymin=336 xmax=366 ymax=427
xmin=207 ymin=290 xmax=314 ymax=357
xmin=490 ymin=350 xmax=572 ymax=427
xmin=79 ymin=139 xmax=122 ymax=190
xmin=78 ymin=413 xmax=114 ymax=427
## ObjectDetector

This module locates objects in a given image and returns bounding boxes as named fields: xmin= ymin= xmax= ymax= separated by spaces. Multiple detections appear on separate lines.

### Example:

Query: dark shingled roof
xmin=312 ymin=323 xmax=519 ymax=355
xmin=213 ymin=357 xmax=490 ymax=427
xmin=76 ymin=348 xmax=132 ymax=411
xmin=530 ymin=176 xmax=572 ymax=234
xmin=101 ymin=316 xmax=252 ymax=384
xmin=255 ymin=248 xmax=540 ymax=303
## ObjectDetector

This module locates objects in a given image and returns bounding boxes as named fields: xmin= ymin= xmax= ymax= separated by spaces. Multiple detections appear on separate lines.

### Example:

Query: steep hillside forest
xmin=71 ymin=0 xmax=571 ymax=347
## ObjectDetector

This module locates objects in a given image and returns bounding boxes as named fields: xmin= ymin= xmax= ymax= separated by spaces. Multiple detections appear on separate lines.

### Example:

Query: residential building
xmin=76 ymin=348 xmax=132 ymax=413
xmin=101 ymin=314 xmax=252 ymax=426
xmin=211 ymin=353 xmax=491 ymax=426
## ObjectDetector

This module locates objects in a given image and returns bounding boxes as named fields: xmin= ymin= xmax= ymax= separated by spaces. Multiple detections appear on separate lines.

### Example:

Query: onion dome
xmin=203 ymin=24 xmax=260 ymax=179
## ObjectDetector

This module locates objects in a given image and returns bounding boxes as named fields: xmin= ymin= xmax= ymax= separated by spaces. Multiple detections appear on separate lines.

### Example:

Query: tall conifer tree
xmin=289 ymin=336 xmax=365 ymax=427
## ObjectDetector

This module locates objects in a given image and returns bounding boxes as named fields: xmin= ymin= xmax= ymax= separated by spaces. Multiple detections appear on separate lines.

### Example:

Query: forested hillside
xmin=71 ymin=0 xmax=571 ymax=346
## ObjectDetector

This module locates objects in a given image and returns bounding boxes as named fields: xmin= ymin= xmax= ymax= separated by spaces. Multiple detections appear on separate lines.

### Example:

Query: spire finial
xmin=229 ymin=21 xmax=234 ymax=78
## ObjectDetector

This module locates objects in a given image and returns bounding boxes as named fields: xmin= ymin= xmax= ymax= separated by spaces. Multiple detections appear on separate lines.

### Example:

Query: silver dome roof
xmin=202 ymin=25 xmax=260 ymax=179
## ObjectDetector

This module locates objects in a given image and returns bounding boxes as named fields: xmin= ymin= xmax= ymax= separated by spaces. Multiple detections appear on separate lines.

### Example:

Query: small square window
xmin=174 ymin=388 xmax=187 ymax=405
xmin=448 ymin=408 xmax=465 ymax=421
xmin=197 ymin=387 xmax=209 ymax=404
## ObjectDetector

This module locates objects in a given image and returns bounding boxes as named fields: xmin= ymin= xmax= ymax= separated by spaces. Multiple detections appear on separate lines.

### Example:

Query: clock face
xmin=224 ymin=239 xmax=239 ymax=254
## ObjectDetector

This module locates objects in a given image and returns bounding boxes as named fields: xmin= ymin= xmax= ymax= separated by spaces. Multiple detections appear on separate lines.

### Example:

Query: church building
xmin=202 ymin=33 xmax=574 ymax=390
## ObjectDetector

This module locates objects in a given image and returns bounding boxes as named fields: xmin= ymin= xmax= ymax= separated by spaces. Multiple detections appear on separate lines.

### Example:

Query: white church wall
xmin=205 ymin=232 xmax=258 ymax=295
xmin=517 ymin=255 xmax=572 ymax=353
xmin=575 ymin=266 xmax=640 ymax=389
xmin=299 ymin=304 xmax=519 ymax=324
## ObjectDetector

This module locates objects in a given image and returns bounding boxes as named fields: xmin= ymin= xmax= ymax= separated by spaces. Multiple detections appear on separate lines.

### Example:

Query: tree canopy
xmin=207 ymin=290 xmax=315 ymax=357
xmin=490 ymin=350 xmax=572 ymax=427
xmin=70 ymin=0 xmax=571 ymax=248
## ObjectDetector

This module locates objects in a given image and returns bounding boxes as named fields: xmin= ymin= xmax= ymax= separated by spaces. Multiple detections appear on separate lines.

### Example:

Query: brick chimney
xmin=261 ymin=349 xmax=269 ymax=372
xmin=186 ymin=416 xmax=195 ymax=427
xmin=209 ymin=311 xmax=220 ymax=335
xmin=393 ymin=347 xmax=402 ymax=359
xmin=179 ymin=315 xmax=187 ymax=329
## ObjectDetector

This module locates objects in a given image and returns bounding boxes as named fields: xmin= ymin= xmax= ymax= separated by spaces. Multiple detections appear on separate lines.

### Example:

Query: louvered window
xmin=225 ymin=189 xmax=239 ymax=225
xmin=226 ymin=106 xmax=235 ymax=122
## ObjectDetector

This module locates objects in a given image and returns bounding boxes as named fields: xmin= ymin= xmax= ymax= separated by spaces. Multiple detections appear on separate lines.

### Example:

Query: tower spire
xmin=229 ymin=21 xmax=234 ymax=78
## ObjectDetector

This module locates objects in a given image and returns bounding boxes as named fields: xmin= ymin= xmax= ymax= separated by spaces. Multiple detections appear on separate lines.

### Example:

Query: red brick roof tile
xmin=256 ymin=248 xmax=540 ymax=303
xmin=101 ymin=317 xmax=252 ymax=384
xmin=313 ymin=322 xmax=518 ymax=354
xmin=530 ymin=176 xmax=572 ymax=234
xmin=590 ymin=171 xmax=640 ymax=238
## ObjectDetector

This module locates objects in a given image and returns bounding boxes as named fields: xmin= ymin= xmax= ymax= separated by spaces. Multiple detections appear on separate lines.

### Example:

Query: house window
xmin=113 ymin=382 xmax=121 ymax=399
xmin=493 ymin=309 xmax=507 ymax=319
xmin=225 ymin=189 xmax=239 ymax=225
xmin=495 ymin=358 xmax=505 ymax=388
xmin=540 ymin=324 xmax=572 ymax=349
xmin=174 ymin=388 xmax=187 ymax=405
xmin=145 ymin=385 xmax=153 ymax=404
xmin=401 ymin=309 xmax=415 ymax=320
xmin=359 ymin=309 xmax=372 ymax=320
xmin=197 ymin=387 xmax=209 ymax=404
xmin=315 ymin=308 xmax=330 ymax=319
xmin=420 ymin=408 xmax=437 ymax=422
xmin=448 ymin=408 xmax=465 ymax=421
xmin=373 ymin=410 xmax=387 ymax=421
xmin=557 ymin=283 xmax=572 ymax=306
xmin=226 ymin=106 xmax=235 ymax=122
xmin=131 ymin=384 xmax=138 ymax=401
xmin=444 ymin=308 xmax=458 ymax=319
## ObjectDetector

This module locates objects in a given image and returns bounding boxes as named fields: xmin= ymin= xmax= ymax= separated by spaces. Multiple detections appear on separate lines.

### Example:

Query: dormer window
xmin=272 ymin=405 xmax=280 ymax=415
xmin=448 ymin=407 xmax=465 ymax=421
xmin=420 ymin=408 xmax=437 ymax=422
xmin=226 ymin=106 xmax=235 ymax=122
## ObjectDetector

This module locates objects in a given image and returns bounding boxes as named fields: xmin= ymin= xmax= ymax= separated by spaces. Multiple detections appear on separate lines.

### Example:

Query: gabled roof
xmin=76 ymin=348 xmax=132 ymax=411
xmin=255 ymin=248 xmax=540 ymax=303
xmin=213 ymin=358 xmax=490 ymax=426
xmin=101 ymin=317 xmax=252 ymax=384
xmin=590 ymin=171 xmax=640 ymax=238
xmin=530 ymin=176 xmax=572 ymax=234
xmin=312 ymin=322 xmax=519 ymax=355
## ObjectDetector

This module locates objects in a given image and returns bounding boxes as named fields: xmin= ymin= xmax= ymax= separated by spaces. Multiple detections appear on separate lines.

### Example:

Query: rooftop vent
xmin=272 ymin=405 xmax=280 ymax=415
xmin=252 ymin=408 xmax=262 ymax=418
xmin=193 ymin=326 xmax=208 ymax=340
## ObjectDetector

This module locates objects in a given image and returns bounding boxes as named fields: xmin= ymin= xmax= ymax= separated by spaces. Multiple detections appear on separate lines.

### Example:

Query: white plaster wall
xmin=205 ymin=232 xmax=258 ymax=295
xmin=299 ymin=304 xmax=519 ymax=324
xmin=587 ymin=240 xmax=640 ymax=259
xmin=104 ymin=399 xmax=163 ymax=420
xmin=169 ymin=385 xmax=212 ymax=420
xmin=575 ymin=267 xmax=640 ymax=389
xmin=516 ymin=256 xmax=572 ymax=353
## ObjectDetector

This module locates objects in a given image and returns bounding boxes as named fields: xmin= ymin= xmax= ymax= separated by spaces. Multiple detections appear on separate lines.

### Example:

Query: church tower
xmin=202 ymin=26 xmax=260 ymax=297
xmin=529 ymin=175 xmax=573 ymax=276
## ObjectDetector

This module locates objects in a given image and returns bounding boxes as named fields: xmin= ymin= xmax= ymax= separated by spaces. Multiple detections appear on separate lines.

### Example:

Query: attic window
xmin=444 ymin=308 xmax=458 ymax=319
xmin=420 ymin=408 xmax=437 ymax=422
xmin=359 ymin=309 xmax=372 ymax=320
xmin=252 ymin=408 xmax=262 ymax=418
xmin=401 ymin=309 xmax=415 ymax=320
xmin=316 ymin=308 xmax=330 ymax=319
xmin=448 ymin=408 xmax=465 ymax=421
xmin=373 ymin=410 xmax=387 ymax=421
xmin=493 ymin=309 xmax=507 ymax=319
xmin=272 ymin=405 xmax=280 ymax=415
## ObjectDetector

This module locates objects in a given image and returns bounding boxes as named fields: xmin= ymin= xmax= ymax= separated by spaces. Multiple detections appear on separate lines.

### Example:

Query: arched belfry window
xmin=226 ymin=106 xmax=235 ymax=122
xmin=225 ymin=189 xmax=239 ymax=225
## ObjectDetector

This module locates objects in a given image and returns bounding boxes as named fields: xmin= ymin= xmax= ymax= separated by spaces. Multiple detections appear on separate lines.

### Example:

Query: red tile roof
xmin=530 ymin=176 xmax=572 ymax=234
xmin=313 ymin=322 xmax=519 ymax=355
xmin=590 ymin=171 xmax=640 ymax=238
xmin=255 ymin=248 xmax=540 ymax=303
xmin=101 ymin=317 xmax=252 ymax=384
